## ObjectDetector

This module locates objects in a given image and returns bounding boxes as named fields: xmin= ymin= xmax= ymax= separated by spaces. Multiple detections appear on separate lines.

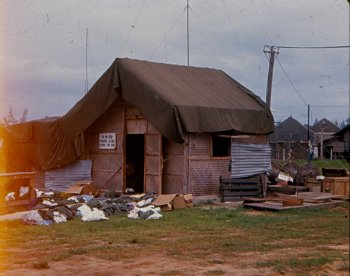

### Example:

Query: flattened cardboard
xmin=65 ymin=180 xmax=97 ymax=195
xmin=152 ymin=194 xmax=193 ymax=211
xmin=152 ymin=194 xmax=177 ymax=211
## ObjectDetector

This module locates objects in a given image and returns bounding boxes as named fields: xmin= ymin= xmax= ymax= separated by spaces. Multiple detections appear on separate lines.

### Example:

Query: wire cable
xmin=150 ymin=7 xmax=186 ymax=60
xmin=311 ymin=105 xmax=348 ymax=108
xmin=276 ymin=57 xmax=308 ymax=106
xmin=265 ymin=45 xmax=350 ymax=49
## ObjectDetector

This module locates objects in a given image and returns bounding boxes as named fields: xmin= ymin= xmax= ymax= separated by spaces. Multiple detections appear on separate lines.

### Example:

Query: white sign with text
xmin=99 ymin=133 xmax=116 ymax=149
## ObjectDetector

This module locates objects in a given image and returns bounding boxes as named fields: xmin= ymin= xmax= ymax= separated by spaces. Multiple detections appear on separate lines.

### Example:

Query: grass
xmin=256 ymin=251 xmax=348 ymax=273
xmin=275 ymin=159 xmax=349 ymax=172
xmin=0 ymin=205 xmax=349 ymax=274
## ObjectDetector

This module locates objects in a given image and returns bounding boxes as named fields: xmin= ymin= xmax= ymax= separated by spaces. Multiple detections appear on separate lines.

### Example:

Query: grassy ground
xmin=0 ymin=204 xmax=348 ymax=275
xmin=311 ymin=159 xmax=349 ymax=171
xmin=275 ymin=159 xmax=349 ymax=172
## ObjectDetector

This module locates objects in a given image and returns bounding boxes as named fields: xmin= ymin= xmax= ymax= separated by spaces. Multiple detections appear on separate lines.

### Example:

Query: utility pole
xmin=307 ymin=104 xmax=312 ymax=162
xmin=264 ymin=46 xmax=279 ymax=108
xmin=307 ymin=104 xmax=310 ymax=142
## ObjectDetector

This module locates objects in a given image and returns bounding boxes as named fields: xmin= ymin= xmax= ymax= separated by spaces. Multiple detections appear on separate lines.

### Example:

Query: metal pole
xmin=187 ymin=0 xmax=190 ymax=66
xmin=320 ymin=126 xmax=324 ymax=160
xmin=307 ymin=104 xmax=310 ymax=142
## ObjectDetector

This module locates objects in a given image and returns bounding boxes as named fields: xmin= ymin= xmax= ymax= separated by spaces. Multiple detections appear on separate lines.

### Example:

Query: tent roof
xmin=3 ymin=58 xmax=274 ymax=170
xmin=60 ymin=58 xmax=274 ymax=143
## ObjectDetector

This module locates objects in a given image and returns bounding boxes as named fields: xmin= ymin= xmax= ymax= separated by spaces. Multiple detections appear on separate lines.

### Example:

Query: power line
xmin=276 ymin=57 xmax=308 ymax=106
xmin=311 ymin=105 xmax=348 ymax=108
xmin=150 ymin=7 xmax=186 ymax=60
xmin=265 ymin=45 xmax=350 ymax=49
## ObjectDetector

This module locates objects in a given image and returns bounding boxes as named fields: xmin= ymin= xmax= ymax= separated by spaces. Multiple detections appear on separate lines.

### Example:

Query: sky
xmin=0 ymin=0 xmax=349 ymax=127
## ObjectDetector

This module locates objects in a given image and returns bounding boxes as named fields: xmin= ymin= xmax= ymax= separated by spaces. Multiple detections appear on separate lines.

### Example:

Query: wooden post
xmin=264 ymin=46 xmax=279 ymax=108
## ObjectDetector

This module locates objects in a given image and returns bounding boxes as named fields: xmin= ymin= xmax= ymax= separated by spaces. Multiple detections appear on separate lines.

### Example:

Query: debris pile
xmin=2 ymin=182 xmax=193 ymax=225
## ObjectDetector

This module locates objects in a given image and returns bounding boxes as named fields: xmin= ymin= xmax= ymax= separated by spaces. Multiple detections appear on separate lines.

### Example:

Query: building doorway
xmin=126 ymin=134 xmax=144 ymax=193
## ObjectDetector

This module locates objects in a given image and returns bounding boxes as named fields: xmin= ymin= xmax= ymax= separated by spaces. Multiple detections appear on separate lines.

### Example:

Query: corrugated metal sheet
xmin=231 ymin=143 xmax=271 ymax=178
xmin=45 ymin=160 xmax=92 ymax=191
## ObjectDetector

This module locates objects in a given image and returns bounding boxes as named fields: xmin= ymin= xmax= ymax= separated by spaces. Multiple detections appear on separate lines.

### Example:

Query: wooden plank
xmin=220 ymin=178 xmax=260 ymax=184
xmin=221 ymin=190 xmax=262 ymax=197
xmin=0 ymin=172 xmax=36 ymax=178
xmin=221 ymin=183 xmax=261 ymax=189
xmin=242 ymin=196 xmax=303 ymax=206
xmin=244 ymin=200 xmax=345 ymax=211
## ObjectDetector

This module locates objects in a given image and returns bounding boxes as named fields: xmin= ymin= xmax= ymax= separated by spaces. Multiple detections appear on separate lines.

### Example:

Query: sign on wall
xmin=99 ymin=133 xmax=116 ymax=149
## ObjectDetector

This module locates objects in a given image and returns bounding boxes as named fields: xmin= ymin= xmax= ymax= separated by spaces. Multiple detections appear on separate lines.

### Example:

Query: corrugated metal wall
xmin=230 ymin=143 xmax=271 ymax=178
xmin=45 ymin=159 xmax=92 ymax=191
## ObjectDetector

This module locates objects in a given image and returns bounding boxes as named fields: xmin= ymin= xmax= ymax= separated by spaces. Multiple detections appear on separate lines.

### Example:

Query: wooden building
xmin=323 ymin=124 xmax=350 ymax=161
xmin=1 ymin=58 xmax=274 ymax=196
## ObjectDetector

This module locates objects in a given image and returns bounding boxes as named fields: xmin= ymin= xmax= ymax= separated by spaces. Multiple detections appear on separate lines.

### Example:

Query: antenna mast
xmin=85 ymin=28 xmax=89 ymax=93
xmin=186 ymin=0 xmax=190 ymax=66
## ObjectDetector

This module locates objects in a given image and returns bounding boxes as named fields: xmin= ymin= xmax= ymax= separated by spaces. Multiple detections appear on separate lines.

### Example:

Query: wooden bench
xmin=219 ymin=175 xmax=263 ymax=202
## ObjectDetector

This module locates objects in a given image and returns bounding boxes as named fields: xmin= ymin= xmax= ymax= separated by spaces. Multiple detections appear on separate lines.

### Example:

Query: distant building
xmin=268 ymin=116 xmax=314 ymax=160
xmin=311 ymin=118 xmax=340 ymax=159
xmin=323 ymin=124 xmax=350 ymax=161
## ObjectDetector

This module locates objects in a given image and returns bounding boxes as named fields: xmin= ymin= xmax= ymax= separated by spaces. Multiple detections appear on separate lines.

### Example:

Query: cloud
xmin=0 ymin=0 xmax=348 ymax=125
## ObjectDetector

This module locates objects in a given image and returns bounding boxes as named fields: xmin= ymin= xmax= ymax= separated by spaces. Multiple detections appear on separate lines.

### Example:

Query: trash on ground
xmin=0 ymin=180 xmax=193 ymax=225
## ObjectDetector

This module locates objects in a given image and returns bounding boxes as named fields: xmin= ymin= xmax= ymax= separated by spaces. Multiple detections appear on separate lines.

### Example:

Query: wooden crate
xmin=323 ymin=177 xmax=349 ymax=198
xmin=304 ymin=178 xmax=323 ymax=193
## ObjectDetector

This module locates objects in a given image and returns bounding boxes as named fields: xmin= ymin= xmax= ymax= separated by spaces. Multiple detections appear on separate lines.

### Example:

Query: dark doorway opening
xmin=126 ymin=134 xmax=144 ymax=193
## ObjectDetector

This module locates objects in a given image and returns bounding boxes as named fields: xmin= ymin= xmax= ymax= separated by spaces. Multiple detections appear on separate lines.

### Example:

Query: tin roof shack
xmin=268 ymin=116 xmax=314 ymax=160
xmin=2 ymin=58 xmax=274 ymax=196
xmin=323 ymin=124 xmax=350 ymax=161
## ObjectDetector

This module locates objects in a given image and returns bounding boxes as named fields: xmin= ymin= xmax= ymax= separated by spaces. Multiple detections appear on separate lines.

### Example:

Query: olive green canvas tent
xmin=2 ymin=58 xmax=274 ymax=171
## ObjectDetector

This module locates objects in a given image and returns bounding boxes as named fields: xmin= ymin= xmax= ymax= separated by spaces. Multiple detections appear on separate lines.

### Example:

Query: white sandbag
xmin=77 ymin=205 xmax=108 ymax=222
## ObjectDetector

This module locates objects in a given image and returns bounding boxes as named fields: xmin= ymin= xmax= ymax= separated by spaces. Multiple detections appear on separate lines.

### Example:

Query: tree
xmin=19 ymin=109 xmax=28 ymax=123
xmin=0 ymin=107 xmax=28 ymax=126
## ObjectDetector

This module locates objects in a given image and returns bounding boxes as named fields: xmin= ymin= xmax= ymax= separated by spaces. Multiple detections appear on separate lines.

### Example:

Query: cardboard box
xmin=65 ymin=180 xmax=97 ymax=195
xmin=184 ymin=194 xmax=193 ymax=207
xmin=152 ymin=194 xmax=193 ymax=211
xmin=172 ymin=194 xmax=187 ymax=209
xmin=152 ymin=194 xmax=177 ymax=211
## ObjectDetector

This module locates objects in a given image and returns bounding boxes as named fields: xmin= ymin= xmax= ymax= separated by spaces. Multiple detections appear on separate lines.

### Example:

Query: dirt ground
xmin=2 ymin=254 xmax=349 ymax=276
xmin=2 ymin=244 xmax=349 ymax=276
xmin=0 ymin=203 xmax=348 ymax=275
